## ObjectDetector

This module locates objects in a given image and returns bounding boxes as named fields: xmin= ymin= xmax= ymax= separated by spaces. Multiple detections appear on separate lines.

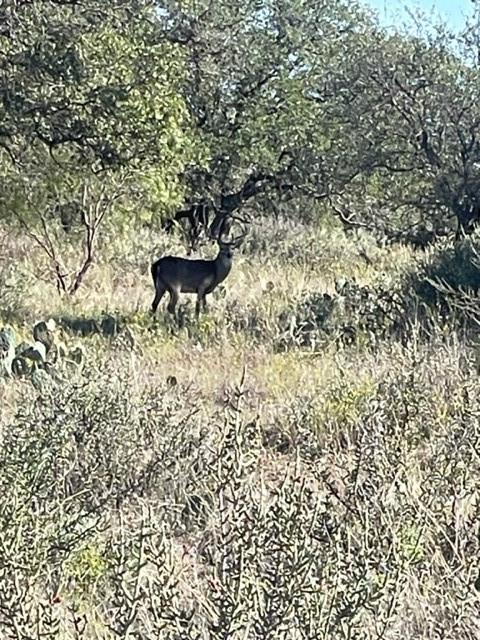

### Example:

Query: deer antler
xmin=217 ymin=232 xmax=246 ymax=248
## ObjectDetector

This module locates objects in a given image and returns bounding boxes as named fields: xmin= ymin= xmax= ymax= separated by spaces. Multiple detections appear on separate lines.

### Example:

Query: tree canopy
xmin=2 ymin=0 xmax=480 ymax=291
xmin=156 ymin=1 xmax=480 ymax=245
xmin=0 ymin=0 xmax=199 ymax=290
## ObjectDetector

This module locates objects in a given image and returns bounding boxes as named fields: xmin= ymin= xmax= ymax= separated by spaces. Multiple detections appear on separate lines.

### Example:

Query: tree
xmin=299 ymin=8 xmax=480 ymax=244
xmin=0 ymin=0 xmax=198 ymax=292
xmin=159 ymin=1 xmax=480 ymax=247
xmin=158 ymin=0 xmax=376 ymax=244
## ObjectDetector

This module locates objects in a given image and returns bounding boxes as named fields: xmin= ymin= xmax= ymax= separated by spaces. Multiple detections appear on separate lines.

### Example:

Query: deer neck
xmin=214 ymin=251 xmax=233 ymax=283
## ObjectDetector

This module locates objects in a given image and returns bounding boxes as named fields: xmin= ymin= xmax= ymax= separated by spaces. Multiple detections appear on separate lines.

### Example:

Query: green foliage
xmin=66 ymin=542 xmax=109 ymax=595
xmin=4 ymin=0 xmax=480 ymax=253
xmin=401 ymin=235 xmax=480 ymax=331
xmin=159 ymin=0 xmax=375 ymax=212
xmin=0 ymin=0 xmax=203 ymax=292
xmin=3 ymin=0 xmax=480 ymax=253
xmin=0 ymin=1 xmax=196 ymax=172
xmin=321 ymin=378 xmax=377 ymax=426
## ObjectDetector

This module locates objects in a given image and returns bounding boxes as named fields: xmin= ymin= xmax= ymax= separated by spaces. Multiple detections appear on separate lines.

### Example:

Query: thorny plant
xmin=0 ymin=340 xmax=479 ymax=638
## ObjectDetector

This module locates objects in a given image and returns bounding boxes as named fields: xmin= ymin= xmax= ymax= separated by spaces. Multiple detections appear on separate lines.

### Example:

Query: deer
xmin=150 ymin=234 xmax=244 ymax=317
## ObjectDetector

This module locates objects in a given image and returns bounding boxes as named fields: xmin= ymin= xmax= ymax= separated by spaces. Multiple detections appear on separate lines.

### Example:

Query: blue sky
xmin=365 ymin=0 xmax=474 ymax=32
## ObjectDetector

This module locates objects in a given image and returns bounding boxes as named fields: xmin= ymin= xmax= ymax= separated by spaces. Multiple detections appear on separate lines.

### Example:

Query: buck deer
xmin=150 ymin=235 xmax=244 ymax=317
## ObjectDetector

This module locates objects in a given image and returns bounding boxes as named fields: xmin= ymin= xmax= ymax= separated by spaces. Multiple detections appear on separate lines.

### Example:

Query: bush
xmin=277 ymin=235 xmax=480 ymax=350
xmin=278 ymin=277 xmax=414 ymax=349
xmin=397 ymin=235 xmax=480 ymax=333
xmin=413 ymin=235 xmax=480 ymax=305
xmin=0 ymin=318 xmax=479 ymax=637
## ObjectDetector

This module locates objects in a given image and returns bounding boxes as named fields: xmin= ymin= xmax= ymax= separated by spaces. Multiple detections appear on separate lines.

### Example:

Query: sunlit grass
xmin=1 ymin=218 xmax=479 ymax=639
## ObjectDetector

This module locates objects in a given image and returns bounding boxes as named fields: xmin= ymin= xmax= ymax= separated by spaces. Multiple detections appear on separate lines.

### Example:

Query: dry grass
xmin=0 ymin=218 xmax=478 ymax=639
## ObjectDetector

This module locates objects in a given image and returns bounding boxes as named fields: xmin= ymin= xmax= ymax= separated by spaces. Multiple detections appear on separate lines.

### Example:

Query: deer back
xmin=153 ymin=251 xmax=229 ymax=294
xmin=152 ymin=234 xmax=243 ymax=294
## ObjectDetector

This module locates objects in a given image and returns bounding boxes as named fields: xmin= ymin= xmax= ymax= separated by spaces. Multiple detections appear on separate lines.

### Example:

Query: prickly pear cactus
xmin=6 ymin=319 xmax=64 ymax=384
xmin=0 ymin=315 xmax=138 ymax=386
xmin=33 ymin=320 xmax=56 ymax=353
xmin=0 ymin=327 xmax=16 ymax=377
xmin=11 ymin=356 xmax=29 ymax=377
xmin=23 ymin=341 xmax=47 ymax=363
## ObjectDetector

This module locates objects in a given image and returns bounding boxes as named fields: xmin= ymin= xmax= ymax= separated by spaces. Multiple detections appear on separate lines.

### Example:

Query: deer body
xmin=151 ymin=240 xmax=240 ymax=317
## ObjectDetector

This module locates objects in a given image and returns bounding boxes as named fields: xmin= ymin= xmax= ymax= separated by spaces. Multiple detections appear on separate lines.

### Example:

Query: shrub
xmin=278 ymin=277 xmax=414 ymax=349
xmin=422 ymin=235 xmax=480 ymax=292
xmin=406 ymin=235 xmax=480 ymax=331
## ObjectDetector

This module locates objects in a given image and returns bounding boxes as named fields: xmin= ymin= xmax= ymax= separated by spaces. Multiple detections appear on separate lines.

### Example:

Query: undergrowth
xmin=1 ymin=219 xmax=479 ymax=639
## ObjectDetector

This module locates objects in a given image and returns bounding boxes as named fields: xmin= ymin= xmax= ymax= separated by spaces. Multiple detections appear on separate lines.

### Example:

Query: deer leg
xmin=167 ymin=287 xmax=179 ymax=315
xmin=196 ymin=290 xmax=208 ymax=317
xmin=151 ymin=283 xmax=166 ymax=314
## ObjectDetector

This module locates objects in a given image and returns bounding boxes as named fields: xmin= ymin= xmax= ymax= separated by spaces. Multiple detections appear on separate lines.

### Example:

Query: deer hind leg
xmin=151 ymin=281 xmax=166 ymax=314
xmin=167 ymin=287 xmax=180 ymax=315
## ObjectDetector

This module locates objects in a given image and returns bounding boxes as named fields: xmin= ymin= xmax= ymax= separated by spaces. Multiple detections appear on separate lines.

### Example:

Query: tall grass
xmin=0 ymin=218 xmax=478 ymax=638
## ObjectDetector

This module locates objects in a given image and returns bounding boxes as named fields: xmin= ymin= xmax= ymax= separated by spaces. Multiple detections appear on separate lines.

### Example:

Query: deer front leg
xmin=196 ymin=291 xmax=207 ymax=317
xmin=167 ymin=287 xmax=179 ymax=315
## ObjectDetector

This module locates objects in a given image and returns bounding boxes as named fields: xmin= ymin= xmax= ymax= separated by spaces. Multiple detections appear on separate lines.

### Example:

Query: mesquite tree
xmin=158 ymin=0 xmax=375 ymax=243
xmin=160 ymin=1 xmax=480 ymax=246
xmin=0 ymin=0 xmax=197 ymax=292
